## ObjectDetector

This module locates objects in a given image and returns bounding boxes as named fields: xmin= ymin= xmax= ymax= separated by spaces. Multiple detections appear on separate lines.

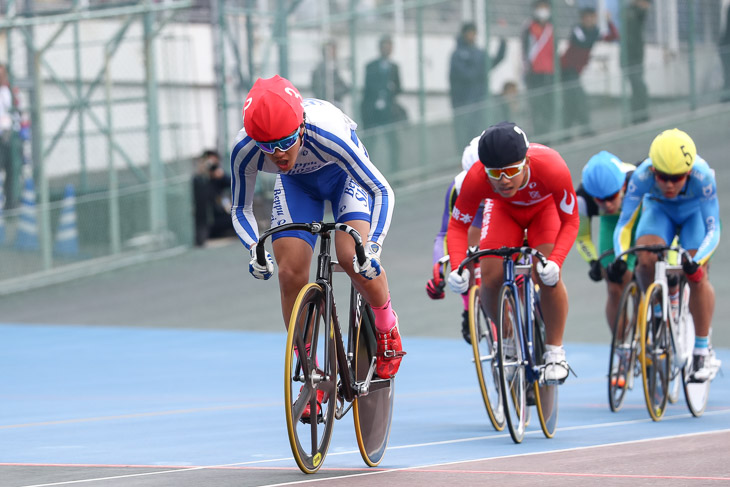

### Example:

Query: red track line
xmin=0 ymin=463 xmax=381 ymax=472
xmin=406 ymin=468 xmax=730 ymax=482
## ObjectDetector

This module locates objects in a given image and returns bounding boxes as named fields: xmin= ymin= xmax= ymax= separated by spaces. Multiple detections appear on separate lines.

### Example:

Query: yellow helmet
xmin=649 ymin=128 xmax=696 ymax=175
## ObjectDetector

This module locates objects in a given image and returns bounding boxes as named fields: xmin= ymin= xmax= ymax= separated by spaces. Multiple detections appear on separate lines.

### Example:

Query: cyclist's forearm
xmin=575 ymin=235 xmax=598 ymax=263
xmin=231 ymin=205 xmax=259 ymax=249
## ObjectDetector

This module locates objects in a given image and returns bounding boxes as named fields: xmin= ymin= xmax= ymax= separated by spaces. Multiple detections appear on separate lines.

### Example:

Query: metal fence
xmin=0 ymin=0 xmax=728 ymax=293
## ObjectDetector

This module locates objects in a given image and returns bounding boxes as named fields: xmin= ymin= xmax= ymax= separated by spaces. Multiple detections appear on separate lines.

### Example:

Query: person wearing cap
xmin=230 ymin=76 xmax=405 ymax=410
xmin=608 ymin=128 xmax=721 ymax=382
xmin=424 ymin=133 xmax=489 ymax=344
xmin=445 ymin=121 xmax=580 ymax=383
xmin=576 ymin=152 xmax=637 ymax=330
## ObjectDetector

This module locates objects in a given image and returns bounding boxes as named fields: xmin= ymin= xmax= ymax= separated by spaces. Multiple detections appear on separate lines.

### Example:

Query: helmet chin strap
xmin=517 ymin=167 xmax=531 ymax=190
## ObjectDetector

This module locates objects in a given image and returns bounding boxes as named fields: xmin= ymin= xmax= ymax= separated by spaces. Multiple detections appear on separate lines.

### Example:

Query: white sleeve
xmin=230 ymin=133 xmax=263 ymax=250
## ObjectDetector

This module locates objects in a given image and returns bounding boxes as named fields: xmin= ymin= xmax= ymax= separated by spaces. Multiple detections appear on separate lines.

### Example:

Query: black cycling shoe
xmin=526 ymin=382 xmax=536 ymax=406
xmin=461 ymin=309 xmax=471 ymax=345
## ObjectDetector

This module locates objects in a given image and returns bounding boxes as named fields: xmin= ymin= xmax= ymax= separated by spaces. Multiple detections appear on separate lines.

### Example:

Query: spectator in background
xmin=193 ymin=149 xmax=235 ymax=247
xmin=311 ymin=40 xmax=349 ymax=109
xmin=0 ymin=64 xmax=14 ymax=210
xmin=561 ymin=7 xmax=619 ymax=137
xmin=494 ymin=80 xmax=521 ymax=123
xmin=622 ymin=0 xmax=652 ymax=124
xmin=361 ymin=35 xmax=405 ymax=170
xmin=522 ymin=0 xmax=554 ymax=140
xmin=720 ymin=0 xmax=730 ymax=102
xmin=449 ymin=22 xmax=506 ymax=151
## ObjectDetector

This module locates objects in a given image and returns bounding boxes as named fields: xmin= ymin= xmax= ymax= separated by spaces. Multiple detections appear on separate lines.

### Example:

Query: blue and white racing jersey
xmin=230 ymin=98 xmax=394 ymax=250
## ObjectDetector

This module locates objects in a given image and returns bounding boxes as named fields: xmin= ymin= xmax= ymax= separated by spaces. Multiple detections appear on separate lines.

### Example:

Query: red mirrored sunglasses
xmin=595 ymin=191 xmax=620 ymax=203
xmin=653 ymin=169 xmax=689 ymax=183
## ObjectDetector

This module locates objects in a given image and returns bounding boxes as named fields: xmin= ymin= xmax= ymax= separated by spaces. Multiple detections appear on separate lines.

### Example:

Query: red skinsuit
xmin=447 ymin=143 xmax=580 ymax=269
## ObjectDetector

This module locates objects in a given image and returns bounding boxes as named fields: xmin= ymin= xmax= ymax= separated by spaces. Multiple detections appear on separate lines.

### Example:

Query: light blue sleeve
xmin=692 ymin=160 xmax=721 ymax=264
xmin=613 ymin=160 xmax=651 ymax=257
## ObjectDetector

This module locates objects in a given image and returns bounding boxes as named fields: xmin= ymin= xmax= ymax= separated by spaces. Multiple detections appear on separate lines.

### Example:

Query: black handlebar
xmin=457 ymin=246 xmax=548 ymax=274
xmin=612 ymin=244 xmax=694 ymax=264
xmin=254 ymin=222 xmax=367 ymax=266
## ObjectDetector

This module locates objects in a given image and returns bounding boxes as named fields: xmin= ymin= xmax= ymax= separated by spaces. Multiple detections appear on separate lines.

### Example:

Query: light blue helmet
xmin=582 ymin=151 xmax=625 ymax=199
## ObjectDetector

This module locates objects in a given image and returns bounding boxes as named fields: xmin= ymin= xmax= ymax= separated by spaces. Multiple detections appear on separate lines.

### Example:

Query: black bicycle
xmin=457 ymin=246 xmax=558 ymax=443
xmin=255 ymin=222 xmax=394 ymax=473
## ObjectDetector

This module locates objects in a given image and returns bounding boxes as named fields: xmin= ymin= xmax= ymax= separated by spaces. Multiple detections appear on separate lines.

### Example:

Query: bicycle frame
xmin=614 ymin=245 xmax=693 ymax=372
xmin=458 ymin=246 xmax=548 ymax=384
xmin=256 ymin=222 xmax=381 ymax=406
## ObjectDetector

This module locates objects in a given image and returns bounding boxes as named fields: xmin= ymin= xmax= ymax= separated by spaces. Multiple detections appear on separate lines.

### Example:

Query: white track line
xmin=10 ymin=410 xmax=730 ymax=487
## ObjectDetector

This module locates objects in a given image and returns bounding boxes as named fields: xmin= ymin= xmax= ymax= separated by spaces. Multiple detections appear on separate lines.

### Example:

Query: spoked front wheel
xmin=353 ymin=299 xmax=394 ymax=467
xmin=469 ymin=285 xmax=505 ymax=431
xmin=638 ymin=283 xmax=672 ymax=421
xmin=497 ymin=285 xmax=527 ymax=443
xmin=284 ymin=283 xmax=338 ymax=474
xmin=608 ymin=280 xmax=640 ymax=412
xmin=532 ymin=291 xmax=558 ymax=439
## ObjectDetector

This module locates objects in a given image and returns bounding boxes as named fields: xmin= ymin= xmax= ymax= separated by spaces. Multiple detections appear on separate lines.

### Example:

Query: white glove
xmin=353 ymin=241 xmax=382 ymax=280
xmin=536 ymin=260 xmax=560 ymax=286
xmin=448 ymin=268 xmax=470 ymax=294
xmin=249 ymin=244 xmax=274 ymax=280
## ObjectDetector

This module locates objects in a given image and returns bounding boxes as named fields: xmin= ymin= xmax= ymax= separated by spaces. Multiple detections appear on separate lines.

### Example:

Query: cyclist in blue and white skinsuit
xmin=608 ymin=128 xmax=720 ymax=382
xmin=231 ymin=76 xmax=405 ymax=399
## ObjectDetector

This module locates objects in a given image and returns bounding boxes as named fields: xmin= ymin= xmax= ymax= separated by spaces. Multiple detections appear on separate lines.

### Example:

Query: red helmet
xmin=243 ymin=75 xmax=304 ymax=142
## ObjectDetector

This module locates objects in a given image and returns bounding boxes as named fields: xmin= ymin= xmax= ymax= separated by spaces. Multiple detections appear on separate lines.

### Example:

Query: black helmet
xmin=478 ymin=122 xmax=530 ymax=168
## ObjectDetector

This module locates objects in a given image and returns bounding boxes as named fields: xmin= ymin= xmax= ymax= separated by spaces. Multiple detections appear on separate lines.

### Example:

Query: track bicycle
xmin=610 ymin=244 xmax=720 ymax=421
xmin=255 ymin=222 xmax=395 ymax=473
xmin=457 ymin=246 xmax=559 ymax=443
xmin=594 ymin=246 xmax=643 ymax=413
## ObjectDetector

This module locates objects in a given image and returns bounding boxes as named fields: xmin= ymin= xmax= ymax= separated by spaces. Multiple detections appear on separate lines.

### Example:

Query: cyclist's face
xmin=267 ymin=127 xmax=303 ymax=172
xmin=654 ymin=173 xmax=688 ymax=199
xmin=488 ymin=159 xmax=528 ymax=198
xmin=594 ymin=190 xmax=623 ymax=214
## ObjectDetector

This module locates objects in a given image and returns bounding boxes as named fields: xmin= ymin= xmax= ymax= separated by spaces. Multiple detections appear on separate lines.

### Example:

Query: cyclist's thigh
xmin=524 ymin=199 xmax=560 ymax=249
xmin=635 ymin=198 xmax=675 ymax=245
xmin=273 ymin=236 xmax=315 ymax=280
xmin=677 ymin=206 xmax=707 ymax=253
xmin=479 ymin=199 xmax=524 ymax=286
xmin=330 ymin=170 xmax=372 ymax=227
xmin=271 ymin=173 xmax=326 ymax=249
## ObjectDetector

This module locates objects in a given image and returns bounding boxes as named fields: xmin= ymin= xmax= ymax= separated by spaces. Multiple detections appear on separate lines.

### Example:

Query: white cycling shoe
xmin=542 ymin=348 xmax=570 ymax=383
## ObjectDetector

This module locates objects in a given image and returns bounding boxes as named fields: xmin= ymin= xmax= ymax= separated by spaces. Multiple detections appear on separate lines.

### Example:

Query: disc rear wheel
xmin=532 ymin=290 xmax=558 ymax=438
xmin=353 ymin=300 xmax=394 ymax=466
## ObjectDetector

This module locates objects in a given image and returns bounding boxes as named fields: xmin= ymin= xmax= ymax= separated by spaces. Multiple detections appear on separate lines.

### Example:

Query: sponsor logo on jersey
xmin=481 ymin=199 xmax=494 ymax=240
xmin=559 ymin=189 xmax=575 ymax=214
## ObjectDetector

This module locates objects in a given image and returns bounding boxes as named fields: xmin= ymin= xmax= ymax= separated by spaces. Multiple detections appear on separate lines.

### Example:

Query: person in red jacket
xmin=560 ymin=7 xmax=619 ymax=136
xmin=522 ymin=0 xmax=554 ymax=140
xmin=446 ymin=122 xmax=580 ymax=382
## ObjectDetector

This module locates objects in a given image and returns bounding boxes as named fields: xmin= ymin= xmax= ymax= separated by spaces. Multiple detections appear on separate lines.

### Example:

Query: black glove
xmin=682 ymin=258 xmax=703 ymax=283
xmin=426 ymin=262 xmax=446 ymax=299
xmin=588 ymin=260 xmax=603 ymax=282
xmin=606 ymin=259 xmax=627 ymax=284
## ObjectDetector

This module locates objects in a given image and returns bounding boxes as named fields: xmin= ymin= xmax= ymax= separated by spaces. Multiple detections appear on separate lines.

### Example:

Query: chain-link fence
xmin=0 ymin=0 xmax=727 ymax=292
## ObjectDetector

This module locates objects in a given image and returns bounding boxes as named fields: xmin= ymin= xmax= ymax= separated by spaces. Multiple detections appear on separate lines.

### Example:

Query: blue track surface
xmin=2 ymin=324 xmax=728 ymax=472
